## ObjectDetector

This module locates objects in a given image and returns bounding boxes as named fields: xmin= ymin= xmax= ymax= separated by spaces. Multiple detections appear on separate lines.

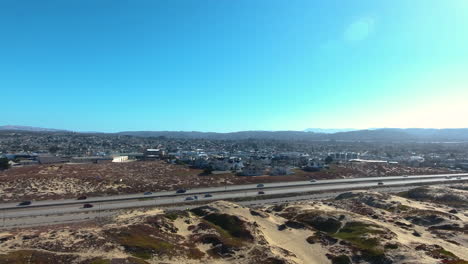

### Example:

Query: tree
xmin=203 ymin=164 xmax=214 ymax=174
xmin=325 ymin=156 xmax=333 ymax=164
xmin=0 ymin=158 xmax=10 ymax=170
xmin=49 ymin=146 xmax=60 ymax=154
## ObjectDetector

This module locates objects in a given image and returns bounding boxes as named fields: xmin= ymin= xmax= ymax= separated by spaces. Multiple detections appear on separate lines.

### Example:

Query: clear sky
xmin=1 ymin=0 xmax=468 ymax=132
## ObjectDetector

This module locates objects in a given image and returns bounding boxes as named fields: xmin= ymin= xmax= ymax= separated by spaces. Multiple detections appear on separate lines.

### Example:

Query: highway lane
xmin=0 ymin=185 xmax=429 ymax=229
xmin=2 ymin=176 xmax=467 ymax=219
xmin=1 ymin=173 xmax=467 ymax=210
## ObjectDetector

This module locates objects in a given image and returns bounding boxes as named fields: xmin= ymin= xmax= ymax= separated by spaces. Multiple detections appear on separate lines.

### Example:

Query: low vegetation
xmin=0 ymin=186 xmax=467 ymax=264
xmin=332 ymin=221 xmax=385 ymax=256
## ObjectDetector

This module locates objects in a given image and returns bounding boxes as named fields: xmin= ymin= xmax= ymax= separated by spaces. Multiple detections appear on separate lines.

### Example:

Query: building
xmin=37 ymin=156 xmax=69 ymax=165
xmin=328 ymin=152 xmax=359 ymax=162
xmin=112 ymin=156 xmax=130 ymax=163
xmin=238 ymin=161 xmax=266 ymax=176
xmin=70 ymin=156 xmax=112 ymax=164
xmin=144 ymin=149 xmax=166 ymax=160
xmin=302 ymin=159 xmax=324 ymax=172
xmin=270 ymin=166 xmax=294 ymax=176
xmin=17 ymin=159 xmax=38 ymax=166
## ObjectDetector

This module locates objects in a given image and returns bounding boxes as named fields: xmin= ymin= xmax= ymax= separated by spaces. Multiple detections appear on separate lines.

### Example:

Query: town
xmin=2 ymin=130 xmax=468 ymax=176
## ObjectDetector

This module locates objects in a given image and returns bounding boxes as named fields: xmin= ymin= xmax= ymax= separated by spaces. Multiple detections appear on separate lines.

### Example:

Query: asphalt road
xmin=0 ymin=182 xmax=463 ymax=229
xmin=1 ymin=173 xmax=467 ymax=229
xmin=1 ymin=173 xmax=467 ymax=210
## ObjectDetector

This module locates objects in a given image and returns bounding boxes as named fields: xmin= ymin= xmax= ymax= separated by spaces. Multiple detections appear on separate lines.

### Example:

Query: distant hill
xmin=0 ymin=125 xmax=68 ymax=132
xmin=304 ymin=128 xmax=357 ymax=133
xmin=118 ymin=130 xmax=325 ymax=140
xmin=2 ymin=125 xmax=468 ymax=142
xmin=118 ymin=128 xmax=468 ymax=142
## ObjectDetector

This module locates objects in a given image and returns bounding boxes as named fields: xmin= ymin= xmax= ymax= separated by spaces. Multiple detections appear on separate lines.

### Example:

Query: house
xmin=229 ymin=158 xmax=244 ymax=172
xmin=302 ymin=159 xmax=324 ymax=172
xmin=238 ymin=161 xmax=266 ymax=176
xmin=270 ymin=166 xmax=294 ymax=176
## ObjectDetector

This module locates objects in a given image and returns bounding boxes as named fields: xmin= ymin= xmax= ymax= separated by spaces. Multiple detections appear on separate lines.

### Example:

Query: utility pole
xmin=225 ymin=172 xmax=229 ymax=191
xmin=98 ymin=203 xmax=101 ymax=224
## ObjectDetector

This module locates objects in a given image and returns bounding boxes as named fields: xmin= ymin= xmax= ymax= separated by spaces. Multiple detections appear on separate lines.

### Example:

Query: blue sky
xmin=1 ymin=0 xmax=468 ymax=132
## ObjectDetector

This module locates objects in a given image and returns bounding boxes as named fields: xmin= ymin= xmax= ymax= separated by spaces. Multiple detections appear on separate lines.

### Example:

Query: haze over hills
xmin=1 ymin=125 xmax=468 ymax=142
xmin=0 ymin=125 xmax=67 ymax=132
xmin=118 ymin=129 xmax=468 ymax=142
xmin=303 ymin=128 xmax=358 ymax=133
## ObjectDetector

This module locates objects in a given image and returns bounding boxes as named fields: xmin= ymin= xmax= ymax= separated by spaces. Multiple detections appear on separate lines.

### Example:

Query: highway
xmin=0 ymin=173 xmax=467 ymax=228
xmin=0 ymin=185 xmax=441 ymax=229
xmin=1 ymin=173 xmax=467 ymax=211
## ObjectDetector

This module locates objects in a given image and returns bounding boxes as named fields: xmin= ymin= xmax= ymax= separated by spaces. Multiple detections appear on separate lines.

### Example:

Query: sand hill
xmin=0 ymin=185 xmax=467 ymax=264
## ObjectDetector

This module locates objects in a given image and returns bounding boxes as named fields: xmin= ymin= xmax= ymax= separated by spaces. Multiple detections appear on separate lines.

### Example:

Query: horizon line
xmin=2 ymin=125 xmax=468 ymax=134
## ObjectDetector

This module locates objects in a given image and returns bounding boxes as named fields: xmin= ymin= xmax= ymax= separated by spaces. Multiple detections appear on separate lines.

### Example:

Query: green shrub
xmin=332 ymin=222 xmax=385 ymax=256
xmin=165 ymin=213 xmax=178 ymax=221
xmin=384 ymin=243 xmax=398 ymax=249
xmin=90 ymin=258 xmax=111 ymax=264
xmin=203 ymin=213 xmax=253 ymax=240
xmin=332 ymin=255 xmax=351 ymax=264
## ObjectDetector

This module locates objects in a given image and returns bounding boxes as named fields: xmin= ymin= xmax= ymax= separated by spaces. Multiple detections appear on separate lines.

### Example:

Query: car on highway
xmin=456 ymin=176 xmax=462 ymax=180
xmin=83 ymin=203 xmax=93 ymax=208
xmin=445 ymin=176 xmax=451 ymax=179
xmin=185 ymin=197 xmax=194 ymax=201
xmin=310 ymin=179 xmax=317 ymax=183
xmin=403 ymin=175 xmax=408 ymax=178
xmin=144 ymin=192 xmax=152 ymax=195
xmin=176 ymin=189 xmax=187 ymax=194
xmin=204 ymin=194 xmax=213 ymax=198
xmin=18 ymin=201 xmax=32 ymax=206
xmin=77 ymin=195 xmax=87 ymax=200
xmin=378 ymin=182 xmax=384 ymax=186
xmin=258 ymin=191 xmax=265 ymax=195
xmin=256 ymin=184 xmax=264 ymax=188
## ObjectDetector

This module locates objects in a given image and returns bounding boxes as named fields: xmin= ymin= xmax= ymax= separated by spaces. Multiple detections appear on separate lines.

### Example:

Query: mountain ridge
xmin=2 ymin=125 xmax=468 ymax=142
xmin=304 ymin=128 xmax=358 ymax=133
xmin=0 ymin=125 xmax=68 ymax=132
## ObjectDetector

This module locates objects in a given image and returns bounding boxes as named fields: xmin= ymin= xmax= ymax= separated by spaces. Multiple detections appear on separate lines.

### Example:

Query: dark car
xmin=77 ymin=195 xmax=87 ymax=200
xmin=310 ymin=179 xmax=317 ymax=183
xmin=256 ymin=184 xmax=264 ymax=188
xmin=378 ymin=182 xmax=384 ymax=185
xmin=176 ymin=189 xmax=187 ymax=194
xmin=144 ymin=192 xmax=152 ymax=195
xmin=185 ymin=197 xmax=194 ymax=201
xmin=18 ymin=201 xmax=32 ymax=206
xmin=83 ymin=203 xmax=93 ymax=208
xmin=258 ymin=191 xmax=265 ymax=195
xmin=204 ymin=194 xmax=213 ymax=198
